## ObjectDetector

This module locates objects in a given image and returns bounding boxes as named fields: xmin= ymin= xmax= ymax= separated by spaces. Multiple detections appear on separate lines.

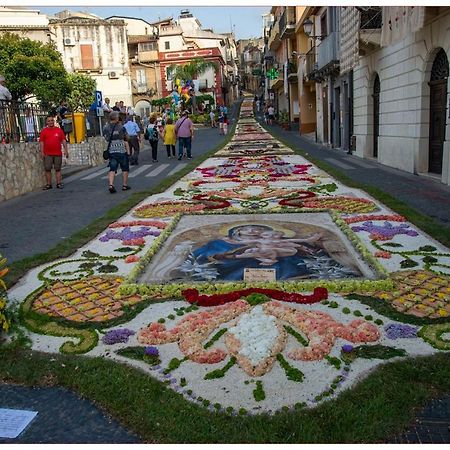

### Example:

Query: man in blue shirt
xmin=123 ymin=116 xmax=142 ymax=165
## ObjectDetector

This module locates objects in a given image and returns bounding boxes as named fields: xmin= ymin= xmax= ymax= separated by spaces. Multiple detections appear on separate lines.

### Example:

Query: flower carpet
xmin=8 ymin=96 xmax=450 ymax=415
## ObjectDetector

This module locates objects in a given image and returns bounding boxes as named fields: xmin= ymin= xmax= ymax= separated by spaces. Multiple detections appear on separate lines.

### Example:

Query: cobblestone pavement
xmin=0 ymin=100 xmax=241 ymax=263
xmin=0 ymin=384 xmax=141 ymax=444
xmin=387 ymin=394 xmax=450 ymax=443
xmin=256 ymin=112 xmax=450 ymax=230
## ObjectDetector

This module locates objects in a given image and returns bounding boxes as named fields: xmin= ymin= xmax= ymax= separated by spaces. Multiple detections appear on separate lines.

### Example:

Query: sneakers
xmin=152 ymin=159 xmax=158 ymax=163
xmin=177 ymin=156 xmax=182 ymax=160
xmin=187 ymin=156 xmax=193 ymax=159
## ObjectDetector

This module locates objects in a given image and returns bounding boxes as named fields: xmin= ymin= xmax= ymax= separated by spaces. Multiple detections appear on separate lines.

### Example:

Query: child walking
xmin=163 ymin=117 xmax=176 ymax=158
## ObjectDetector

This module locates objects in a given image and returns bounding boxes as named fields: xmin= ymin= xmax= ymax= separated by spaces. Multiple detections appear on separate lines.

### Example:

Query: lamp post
xmin=302 ymin=18 xmax=324 ymax=40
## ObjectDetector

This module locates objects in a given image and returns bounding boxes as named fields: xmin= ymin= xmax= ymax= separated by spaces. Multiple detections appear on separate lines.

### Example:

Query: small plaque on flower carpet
xmin=244 ymin=268 xmax=276 ymax=282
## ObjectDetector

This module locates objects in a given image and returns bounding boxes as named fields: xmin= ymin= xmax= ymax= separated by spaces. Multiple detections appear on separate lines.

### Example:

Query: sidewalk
xmin=256 ymin=112 xmax=450 ymax=231
xmin=0 ymin=100 xmax=242 ymax=264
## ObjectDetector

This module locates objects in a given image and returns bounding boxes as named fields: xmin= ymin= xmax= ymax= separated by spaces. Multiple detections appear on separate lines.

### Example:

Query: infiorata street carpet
xmin=8 ymin=96 xmax=450 ymax=416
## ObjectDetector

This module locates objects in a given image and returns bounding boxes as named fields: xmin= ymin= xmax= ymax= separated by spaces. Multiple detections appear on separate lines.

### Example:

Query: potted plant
xmin=278 ymin=110 xmax=290 ymax=130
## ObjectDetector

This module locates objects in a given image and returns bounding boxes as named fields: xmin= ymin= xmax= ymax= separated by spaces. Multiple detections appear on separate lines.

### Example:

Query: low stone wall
xmin=66 ymin=136 xmax=105 ymax=167
xmin=0 ymin=136 xmax=106 ymax=202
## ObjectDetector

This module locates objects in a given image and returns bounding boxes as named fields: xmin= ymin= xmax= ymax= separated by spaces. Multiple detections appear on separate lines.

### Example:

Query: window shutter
xmin=80 ymin=44 xmax=94 ymax=69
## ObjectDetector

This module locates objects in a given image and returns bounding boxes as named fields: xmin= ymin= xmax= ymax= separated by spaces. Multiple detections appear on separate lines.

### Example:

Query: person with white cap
xmin=0 ymin=75 xmax=12 ymax=101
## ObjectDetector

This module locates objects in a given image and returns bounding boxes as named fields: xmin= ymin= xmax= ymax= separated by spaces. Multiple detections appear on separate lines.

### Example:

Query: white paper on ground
xmin=0 ymin=408 xmax=38 ymax=439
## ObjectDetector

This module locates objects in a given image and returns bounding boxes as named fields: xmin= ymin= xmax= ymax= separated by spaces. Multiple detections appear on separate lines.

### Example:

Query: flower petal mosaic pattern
xmin=9 ymin=96 xmax=450 ymax=415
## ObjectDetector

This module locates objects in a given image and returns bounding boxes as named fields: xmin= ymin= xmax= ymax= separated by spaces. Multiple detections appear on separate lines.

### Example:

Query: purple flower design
xmin=351 ymin=221 xmax=419 ymax=240
xmin=144 ymin=346 xmax=159 ymax=356
xmin=99 ymin=227 xmax=161 ymax=243
xmin=384 ymin=324 xmax=418 ymax=340
xmin=341 ymin=344 xmax=354 ymax=353
xmin=102 ymin=328 xmax=135 ymax=345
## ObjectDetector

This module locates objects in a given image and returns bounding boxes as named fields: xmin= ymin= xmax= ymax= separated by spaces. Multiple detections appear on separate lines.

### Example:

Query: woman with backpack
xmin=146 ymin=116 xmax=159 ymax=163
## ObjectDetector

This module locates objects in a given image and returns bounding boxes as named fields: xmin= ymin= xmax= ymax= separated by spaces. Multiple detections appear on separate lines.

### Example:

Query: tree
xmin=66 ymin=73 xmax=96 ymax=112
xmin=167 ymin=58 xmax=218 ymax=113
xmin=0 ymin=32 xmax=70 ymax=104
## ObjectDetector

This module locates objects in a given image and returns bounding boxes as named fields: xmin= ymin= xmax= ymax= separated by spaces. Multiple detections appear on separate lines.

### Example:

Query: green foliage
xmin=0 ymin=32 xmax=69 ymax=103
xmin=341 ymin=344 xmax=407 ymax=364
xmin=66 ymin=73 xmax=96 ymax=112
xmin=151 ymin=96 xmax=173 ymax=108
xmin=277 ymin=354 xmax=304 ymax=382
xmin=167 ymin=58 xmax=218 ymax=83
xmin=204 ymin=357 xmax=236 ymax=380
xmin=253 ymin=380 xmax=266 ymax=401
xmin=278 ymin=110 xmax=289 ymax=124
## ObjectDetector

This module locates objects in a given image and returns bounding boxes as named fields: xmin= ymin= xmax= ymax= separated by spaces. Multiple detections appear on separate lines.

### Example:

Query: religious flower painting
xmin=139 ymin=214 xmax=370 ymax=283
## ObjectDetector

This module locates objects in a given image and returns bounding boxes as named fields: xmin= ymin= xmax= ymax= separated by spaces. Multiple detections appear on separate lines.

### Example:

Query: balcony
xmin=304 ymin=47 xmax=319 ymax=82
xmin=358 ymin=6 xmax=382 ymax=55
xmin=287 ymin=59 xmax=298 ymax=82
xmin=137 ymin=49 xmax=159 ymax=62
xmin=267 ymin=19 xmax=280 ymax=51
xmin=317 ymin=31 xmax=340 ymax=75
xmin=279 ymin=7 xmax=296 ymax=39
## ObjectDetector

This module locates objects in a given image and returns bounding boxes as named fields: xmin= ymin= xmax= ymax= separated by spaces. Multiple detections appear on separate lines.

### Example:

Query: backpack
xmin=147 ymin=124 xmax=158 ymax=142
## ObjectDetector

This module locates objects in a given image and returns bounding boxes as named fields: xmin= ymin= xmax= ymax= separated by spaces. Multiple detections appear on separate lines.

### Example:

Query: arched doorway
xmin=372 ymin=74 xmax=380 ymax=158
xmin=428 ymin=49 xmax=449 ymax=174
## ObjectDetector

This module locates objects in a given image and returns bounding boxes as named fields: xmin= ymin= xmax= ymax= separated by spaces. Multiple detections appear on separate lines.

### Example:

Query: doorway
xmin=373 ymin=74 xmax=380 ymax=158
xmin=428 ymin=49 xmax=449 ymax=174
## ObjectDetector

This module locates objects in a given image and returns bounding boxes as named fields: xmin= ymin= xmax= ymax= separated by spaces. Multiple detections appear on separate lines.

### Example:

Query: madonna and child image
xmin=140 ymin=214 xmax=370 ymax=283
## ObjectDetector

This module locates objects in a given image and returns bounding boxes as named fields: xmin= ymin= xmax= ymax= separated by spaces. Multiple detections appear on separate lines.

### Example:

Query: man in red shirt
xmin=39 ymin=115 xmax=69 ymax=190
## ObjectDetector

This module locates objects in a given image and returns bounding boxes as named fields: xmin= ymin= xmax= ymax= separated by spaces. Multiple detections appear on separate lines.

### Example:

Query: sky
xmin=34 ymin=6 xmax=270 ymax=40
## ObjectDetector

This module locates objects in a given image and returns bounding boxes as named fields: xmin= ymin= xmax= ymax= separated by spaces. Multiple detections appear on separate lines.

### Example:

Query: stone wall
xmin=353 ymin=11 xmax=450 ymax=185
xmin=0 ymin=136 xmax=106 ymax=202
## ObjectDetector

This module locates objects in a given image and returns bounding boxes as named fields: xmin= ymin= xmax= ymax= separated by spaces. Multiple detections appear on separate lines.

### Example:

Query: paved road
xmin=256 ymin=111 xmax=450 ymax=231
xmin=0 ymin=101 xmax=240 ymax=263
xmin=0 ymin=384 xmax=140 ymax=444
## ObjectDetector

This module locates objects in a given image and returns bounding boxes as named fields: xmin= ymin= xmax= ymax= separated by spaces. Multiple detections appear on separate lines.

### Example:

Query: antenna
xmin=229 ymin=15 xmax=232 ymax=34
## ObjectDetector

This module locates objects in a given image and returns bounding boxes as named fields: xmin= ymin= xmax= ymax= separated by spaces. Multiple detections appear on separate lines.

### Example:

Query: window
xmin=166 ymin=67 xmax=174 ymax=81
xmin=320 ymin=12 xmax=328 ymax=37
xmin=165 ymin=41 xmax=170 ymax=50
xmin=80 ymin=44 xmax=94 ymax=69
xmin=139 ymin=42 xmax=157 ymax=52
xmin=136 ymin=69 xmax=147 ymax=85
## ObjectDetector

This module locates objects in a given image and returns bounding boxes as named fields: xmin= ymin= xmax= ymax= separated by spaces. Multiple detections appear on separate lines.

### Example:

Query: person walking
xmin=146 ymin=116 xmax=160 ymax=163
xmin=268 ymin=104 xmax=275 ymax=125
xmin=218 ymin=111 xmax=225 ymax=135
xmin=102 ymin=111 xmax=131 ymax=193
xmin=163 ymin=117 xmax=176 ymax=159
xmin=175 ymin=110 xmax=194 ymax=160
xmin=209 ymin=109 xmax=216 ymax=128
xmin=123 ymin=115 xmax=142 ymax=165
xmin=39 ymin=115 xmax=69 ymax=190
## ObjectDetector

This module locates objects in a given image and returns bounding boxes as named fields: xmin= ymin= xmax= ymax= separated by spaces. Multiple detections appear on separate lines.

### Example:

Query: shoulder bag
xmin=103 ymin=124 xmax=117 ymax=160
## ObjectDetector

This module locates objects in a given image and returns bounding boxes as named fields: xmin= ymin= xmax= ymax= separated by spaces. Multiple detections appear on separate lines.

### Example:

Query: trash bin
xmin=66 ymin=112 xmax=85 ymax=144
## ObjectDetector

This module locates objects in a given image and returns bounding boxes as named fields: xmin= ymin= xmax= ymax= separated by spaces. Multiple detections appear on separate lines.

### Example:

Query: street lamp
xmin=303 ymin=18 xmax=324 ymax=40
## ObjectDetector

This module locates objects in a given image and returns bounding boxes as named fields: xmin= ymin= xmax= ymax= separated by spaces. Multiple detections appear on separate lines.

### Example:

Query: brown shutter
xmin=80 ymin=44 xmax=94 ymax=69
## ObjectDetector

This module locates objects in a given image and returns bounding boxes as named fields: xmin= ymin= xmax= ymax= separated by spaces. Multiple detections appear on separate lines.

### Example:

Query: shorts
xmin=268 ymin=114 xmax=275 ymax=120
xmin=109 ymin=152 xmax=129 ymax=173
xmin=44 ymin=155 xmax=62 ymax=171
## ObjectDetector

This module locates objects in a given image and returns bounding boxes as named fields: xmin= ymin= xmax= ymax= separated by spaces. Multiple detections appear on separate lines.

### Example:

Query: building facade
xmin=353 ymin=6 xmax=450 ymax=185
xmin=49 ymin=11 xmax=132 ymax=106
xmin=156 ymin=10 xmax=231 ymax=107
